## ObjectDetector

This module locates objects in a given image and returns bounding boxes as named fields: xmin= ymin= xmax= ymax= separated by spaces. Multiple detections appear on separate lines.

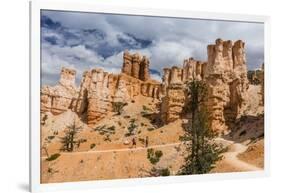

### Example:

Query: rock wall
xmin=205 ymin=39 xmax=249 ymax=133
xmin=41 ymin=64 xmax=161 ymax=127
xmin=160 ymin=39 xmax=250 ymax=133
xmin=160 ymin=83 xmax=186 ymax=123
xmin=41 ymin=67 xmax=78 ymax=115
xmin=77 ymin=69 xmax=161 ymax=126
xmin=160 ymin=58 xmax=206 ymax=123
xmin=122 ymin=50 xmax=150 ymax=81
xmin=41 ymin=39 xmax=254 ymax=133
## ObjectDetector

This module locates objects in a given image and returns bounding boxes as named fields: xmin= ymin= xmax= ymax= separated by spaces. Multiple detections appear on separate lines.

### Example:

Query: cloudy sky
xmin=41 ymin=10 xmax=264 ymax=86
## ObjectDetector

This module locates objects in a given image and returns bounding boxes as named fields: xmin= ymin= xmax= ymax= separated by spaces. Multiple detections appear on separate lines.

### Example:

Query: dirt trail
xmin=218 ymin=139 xmax=262 ymax=171
xmin=42 ymin=142 xmax=182 ymax=159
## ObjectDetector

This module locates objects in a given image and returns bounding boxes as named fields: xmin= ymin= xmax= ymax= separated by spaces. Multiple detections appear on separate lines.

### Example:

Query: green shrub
xmin=155 ymin=150 xmax=163 ymax=158
xmin=143 ymin=105 xmax=152 ymax=112
xmin=125 ymin=119 xmax=138 ymax=136
xmin=158 ymin=168 xmax=170 ymax=176
xmin=46 ymin=153 xmax=61 ymax=161
xmin=149 ymin=167 xmax=168 ymax=177
xmin=147 ymin=148 xmax=163 ymax=165
xmin=147 ymin=127 xmax=155 ymax=131
xmin=90 ymin=143 xmax=96 ymax=149
xmin=47 ymin=136 xmax=55 ymax=140
xmin=112 ymin=102 xmax=128 ymax=115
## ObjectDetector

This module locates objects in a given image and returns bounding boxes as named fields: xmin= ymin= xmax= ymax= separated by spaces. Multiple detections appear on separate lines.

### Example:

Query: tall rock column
xmin=170 ymin=66 xmax=182 ymax=84
xmin=87 ymin=69 xmax=111 ymax=126
xmin=132 ymin=53 xmax=141 ymax=79
xmin=122 ymin=50 xmax=133 ymax=76
xmin=160 ymin=66 xmax=186 ymax=123
xmin=206 ymin=39 xmax=249 ymax=134
xmin=140 ymin=56 xmax=150 ymax=81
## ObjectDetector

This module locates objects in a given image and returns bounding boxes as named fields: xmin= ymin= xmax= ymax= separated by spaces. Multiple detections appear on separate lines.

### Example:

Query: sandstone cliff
xmin=41 ymin=67 xmax=78 ymax=115
xmin=205 ymin=39 xmax=249 ymax=133
xmin=41 ymin=39 xmax=262 ymax=134
xmin=160 ymin=58 xmax=206 ymax=123
xmin=160 ymin=39 xmax=252 ymax=134
xmin=41 ymin=51 xmax=161 ymax=127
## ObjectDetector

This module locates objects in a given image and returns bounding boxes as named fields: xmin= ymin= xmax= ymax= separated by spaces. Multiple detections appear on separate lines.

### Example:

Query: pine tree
xmin=60 ymin=122 xmax=82 ymax=152
xmin=179 ymin=80 xmax=226 ymax=175
xmin=126 ymin=118 xmax=138 ymax=136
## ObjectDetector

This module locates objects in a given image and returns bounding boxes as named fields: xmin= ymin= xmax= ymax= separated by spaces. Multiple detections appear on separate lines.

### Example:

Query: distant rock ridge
xmin=41 ymin=39 xmax=263 ymax=133
xmin=41 ymin=52 xmax=162 ymax=126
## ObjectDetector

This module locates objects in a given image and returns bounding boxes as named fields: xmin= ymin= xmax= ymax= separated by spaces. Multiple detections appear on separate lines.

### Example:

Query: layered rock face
xmin=41 ymin=51 xmax=161 ymax=126
xmin=160 ymin=67 xmax=185 ymax=123
xmin=160 ymin=59 xmax=206 ymax=123
xmin=122 ymin=50 xmax=150 ymax=81
xmin=41 ymin=39 xmax=255 ymax=133
xmin=41 ymin=67 xmax=78 ymax=115
xmin=75 ymin=69 xmax=161 ymax=126
xmin=205 ymin=39 xmax=249 ymax=133
xmin=160 ymin=39 xmax=250 ymax=133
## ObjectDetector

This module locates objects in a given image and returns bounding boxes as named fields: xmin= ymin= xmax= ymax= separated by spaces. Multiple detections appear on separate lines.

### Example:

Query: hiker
xmin=132 ymin=137 xmax=136 ymax=148
xmin=145 ymin=136 xmax=149 ymax=148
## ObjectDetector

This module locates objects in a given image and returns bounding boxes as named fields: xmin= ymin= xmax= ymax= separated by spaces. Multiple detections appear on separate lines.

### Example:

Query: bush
xmin=125 ymin=119 xmax=138 ymax=136
xmin=155 ymin=150 xmax=163 ymax=158
xmin=90 ymin=143 xmax=96 ymax=149
xmin=149 ymin=167 xmax=170 ymax=177
xmin=143 ymin=105 xmax=152 ymax=112
xmin=112 ymin=102 xmax=127 ymax=115
xmin=46 ymin=153 xmax=61 ymax=161
xmin=147 ymin=148 xmax=163 ymax=165
xmin=47 ymin=136 xmax=55 ymax=140
xmin=158 ymin=168 xmax=170 ymax=176
xmin=147 ymin=127 xmax=155 ymax=131
xmin=94 ymin=125 xmax=116 ymax=135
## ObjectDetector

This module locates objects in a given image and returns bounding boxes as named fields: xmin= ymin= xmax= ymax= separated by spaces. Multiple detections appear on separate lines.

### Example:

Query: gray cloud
xmin=41 ymin=10 xmax=264 ymax=86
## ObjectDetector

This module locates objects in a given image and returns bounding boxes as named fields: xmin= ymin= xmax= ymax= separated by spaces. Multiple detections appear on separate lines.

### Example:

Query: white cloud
xmin=41 ymin=10 xmax=264 ymax=86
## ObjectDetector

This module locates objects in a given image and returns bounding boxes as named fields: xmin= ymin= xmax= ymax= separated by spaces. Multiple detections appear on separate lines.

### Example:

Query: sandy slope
xmin=41 ymin=142 xmax=185 ymax=183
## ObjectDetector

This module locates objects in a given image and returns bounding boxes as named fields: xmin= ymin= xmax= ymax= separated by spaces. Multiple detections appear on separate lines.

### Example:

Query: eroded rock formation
xmin=205 ymin=39 xmax=249 ymax=133
xmin=41 ymin=51 xmax=161 ymax=126
xmin=160 ymin=58 xmax=206 ymax=123
xmin=122 ymin=50 xmax=150 ymax=81
xmin=76 ymin=69 xmax=161 ymax=126
xmin=41 ymin=39 xmax=260 ymax=134
xmin=41 ymin=67 xmax=78 ymax=115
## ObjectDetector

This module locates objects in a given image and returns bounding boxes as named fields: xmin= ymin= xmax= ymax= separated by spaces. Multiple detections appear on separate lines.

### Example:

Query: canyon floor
xmin=40 ymin=85 xmax=264 ymax=183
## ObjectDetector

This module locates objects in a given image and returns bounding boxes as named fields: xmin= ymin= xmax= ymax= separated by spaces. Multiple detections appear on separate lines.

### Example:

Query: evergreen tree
xmin=179 ymin=80 xmax=226 ymax=175
xmin=126 ymin=118 xmax=138 ymax=136
xmin=60 ymin=122 xmax=82 ymax=152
